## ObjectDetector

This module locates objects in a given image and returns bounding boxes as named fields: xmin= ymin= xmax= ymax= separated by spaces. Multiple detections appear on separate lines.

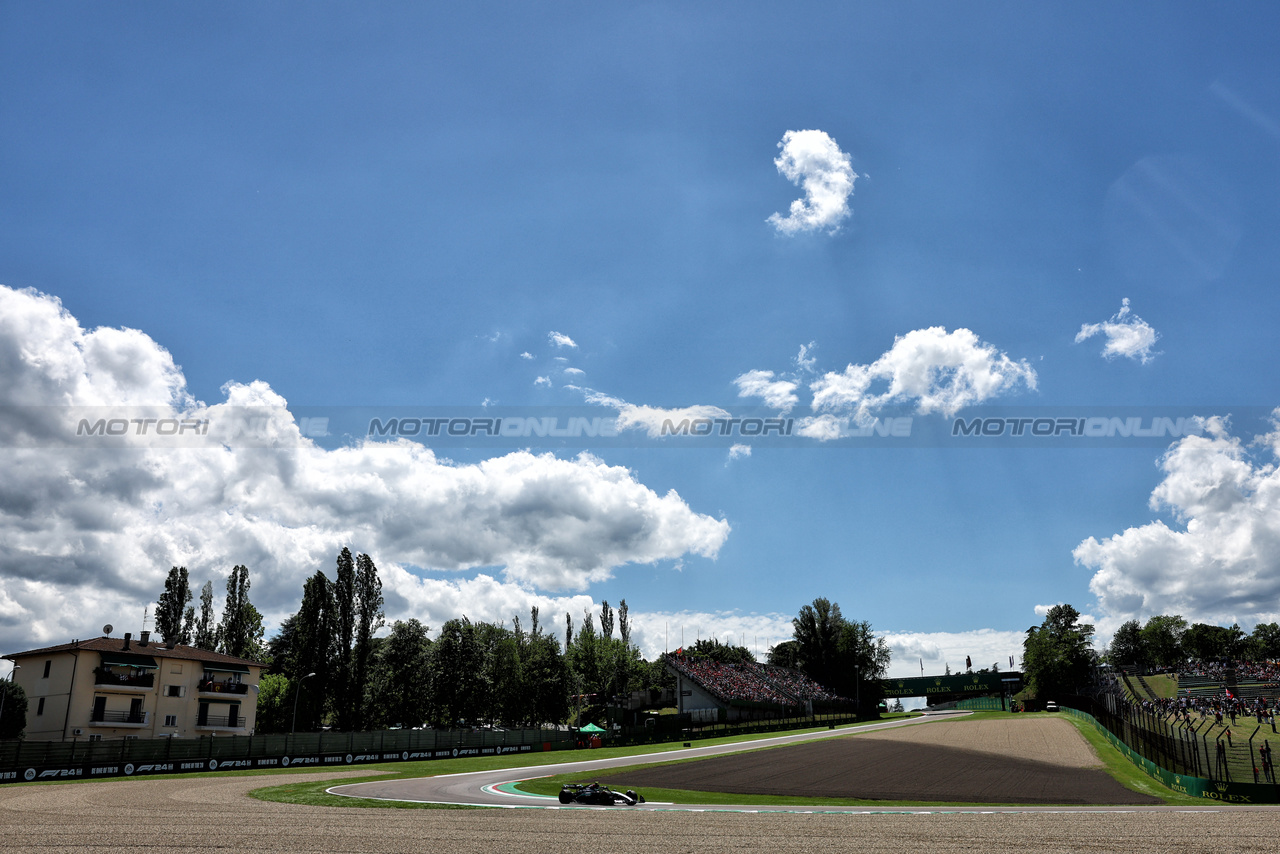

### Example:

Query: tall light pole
xmin=0 ymin=664 xmax=19 ymax=738
xmin=291 ymin=672 xmax=316 ymax=734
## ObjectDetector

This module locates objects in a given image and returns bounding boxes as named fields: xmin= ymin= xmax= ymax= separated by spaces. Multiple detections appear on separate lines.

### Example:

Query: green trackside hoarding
xmin=880 ymin=672 xmax=1022 ymax=698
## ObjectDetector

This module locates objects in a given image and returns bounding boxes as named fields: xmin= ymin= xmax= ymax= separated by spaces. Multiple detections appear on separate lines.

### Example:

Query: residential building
xmin=3 ymin=632 xmax=264 ymax=740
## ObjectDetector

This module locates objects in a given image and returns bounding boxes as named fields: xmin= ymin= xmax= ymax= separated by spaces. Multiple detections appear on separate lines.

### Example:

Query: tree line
xmin=1106 ymin=615 xmax=1280 ymax=670
xmin=152 ymin=559 xmax=896 ymax=733
xmin=154 ymin=564 xmax=266 ymax=659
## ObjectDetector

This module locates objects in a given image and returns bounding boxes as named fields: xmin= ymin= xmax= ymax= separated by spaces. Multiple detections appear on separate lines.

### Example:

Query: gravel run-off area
xmin=618 ymin=716 xmax=1158 ymax=805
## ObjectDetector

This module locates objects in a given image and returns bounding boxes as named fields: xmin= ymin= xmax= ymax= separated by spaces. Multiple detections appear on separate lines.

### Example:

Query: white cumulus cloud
xmin=0 ymin=285 xmax=730 ymax=653
xmin=733 ymin=369 xmax=798 ymax=413
xmin=534 ymin=375 xmax=552 ymax=387
xmin=727 ymin=444 xmax=752 ymax=462
xmin=520 ymin=352 xmax=534 ymax=360
xmin=548 ymin=331 xmax=578 ymax=349
xmin=767 ymin=129 xmax=856 ymax=236
xmin=581 ymin=390 xmax=731 ymax=439
xmin=882 ymin=629 xmax=1028 ymax=679
xmin=810 ymin=327 xmax=1037 ymax=421
xmin=1075 ymin=298 xmax=1160 ymax=363
xmin=1075 ymin=412 xmax=1280 ymax=627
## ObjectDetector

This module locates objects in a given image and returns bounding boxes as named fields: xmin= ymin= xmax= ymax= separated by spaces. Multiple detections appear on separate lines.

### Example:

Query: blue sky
xmin=3 ymin=2 xmax=1280 ymax=679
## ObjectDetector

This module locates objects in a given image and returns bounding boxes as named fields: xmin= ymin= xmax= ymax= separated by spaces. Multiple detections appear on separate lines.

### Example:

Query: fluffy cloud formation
xmin=733 ymin=369 xmax=798 ymax=413
xmin=548 ymin=331 xmax=578 ymax=349
xmin=810 ymin=327 xmax=1037 ymax=423
xmin=1075 ymin=298 xmax=1160 ymax=363
xmin=534 ymin=375 xmax=552 ymax=387
xmin=1076 ymin=413 xmax=1280 ymax=626
xmin=520 ymin=352 xmax=534 ymax=360
xmin=564 ymin=367 xmax=585 ymax=376
xmin=0 ymin=285 xmax=730 ymax=651
xmin=882 ymin=629 xmax=1028 ymax=679
xmin=624 ymin=609 xmax=796 ymax=662
xmin=582 ymin=390 xmax=731 ymax=438
xmin=727 ymin=444 xmax=752 ymax=462
xmin=767 ymin=130 xmax=855 ymax=236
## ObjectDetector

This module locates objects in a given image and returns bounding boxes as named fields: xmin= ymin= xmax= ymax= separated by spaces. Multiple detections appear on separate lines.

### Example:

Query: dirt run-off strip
xmin=617 ymin=717 xmax=1162 ymax=805
xmin=2 ymin=771 xmax=1280 ymax=854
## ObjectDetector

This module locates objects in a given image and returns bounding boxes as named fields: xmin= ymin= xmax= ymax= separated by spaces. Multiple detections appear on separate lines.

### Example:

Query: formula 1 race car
xmin=558 ymin=782 xmax=646 ymax=806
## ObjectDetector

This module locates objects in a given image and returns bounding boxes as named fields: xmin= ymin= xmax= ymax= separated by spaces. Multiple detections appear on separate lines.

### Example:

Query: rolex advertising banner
xmin=881 ymin=672 xmax=1020 ymax=698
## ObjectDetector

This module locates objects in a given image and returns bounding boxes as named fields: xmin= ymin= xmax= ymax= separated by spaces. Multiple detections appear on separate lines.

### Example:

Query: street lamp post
xmin=291 ymin=672 xmax=317 ymax=734
xmin=0 ymin=664 xmax=19 ymax=738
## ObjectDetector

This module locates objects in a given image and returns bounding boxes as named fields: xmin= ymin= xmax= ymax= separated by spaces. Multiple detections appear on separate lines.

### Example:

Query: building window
xmin=42 ymin=660 xmax=51 ymax=678
xmin=37 ymin=697 xmax=45 ymax=715
xmin=164 ymin=715 xmax=177 ymax=727
xmin=88 ymin=734 xmax=102 ymax=742
xmin=165 ymin=685 xmax=184 ymax=698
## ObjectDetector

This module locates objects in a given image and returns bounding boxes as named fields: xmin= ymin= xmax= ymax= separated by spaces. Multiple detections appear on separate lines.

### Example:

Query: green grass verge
xmin=1058 ymin=714 xmax=1203 ymax=805
xmin=1143 ymin=674 xmax=1179 ymax=699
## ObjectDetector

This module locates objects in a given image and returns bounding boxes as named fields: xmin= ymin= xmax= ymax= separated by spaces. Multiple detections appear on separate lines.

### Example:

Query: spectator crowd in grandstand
xmin=667 ymin=653 xmax=848 ymax=707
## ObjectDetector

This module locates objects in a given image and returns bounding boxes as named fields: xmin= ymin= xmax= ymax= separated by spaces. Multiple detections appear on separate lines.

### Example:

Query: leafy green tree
xmin=522 ymin=632 xmax=569 ymax=725
xmin=218 ymin=565 xmax=261 ymax=659
xmin=1022 ymin=604 xmax=1097 ymax=698
xmin=289 ymin=571 xmax=337 ymax=731
xmin=835 ymin=619 xmax=891 ymax=711
xmin=1106 ymin=619 xmax=1145 ymax=669
xmin=253 ymin=673 xmax=292 ymax=733
xmin=0 ymin=679 xmax=26 ymax=739
xmin=792 ymin=598 xmax=845 ymax=690
xmin=156 ymin=566 xmax=194 ymax=646
xmin=350 ymin=553 xmax=384 ymax=730
xmin=1249 ymin=622 xmax=1280 ymax=661
xmin=194 ymin=580 xmax=218 ymax=651
xmin=767 ymin=640 xmax=800 ymax=669
xmin=429 ymin=618 xmax=484 ymax=727
xmin=1139 ymin=615 xmax=1186 ymax=668
xmin=331 ymin=548 xmax=356 ymax=730
xmin=367 ymin=619 xmax=432 ymax=729
xmin=686 ymin=638 xmax=753 ymax=664
xmin=266 ymin=614 xmax=296 ymax=675
xmin=1182 ymin=623 xmax=1229 ymax=661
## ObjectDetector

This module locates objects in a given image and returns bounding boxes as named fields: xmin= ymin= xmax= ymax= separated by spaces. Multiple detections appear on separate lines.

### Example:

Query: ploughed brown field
xmin=619 ymin=716 xmax=1162 ymax=805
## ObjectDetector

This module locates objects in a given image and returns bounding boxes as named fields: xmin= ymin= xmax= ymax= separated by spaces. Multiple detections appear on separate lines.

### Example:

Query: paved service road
xmin=327 ymin=713 xmax=1273 ymax=814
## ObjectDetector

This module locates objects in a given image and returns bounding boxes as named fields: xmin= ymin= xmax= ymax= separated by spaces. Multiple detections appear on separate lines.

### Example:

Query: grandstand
xmin=665 ymin=654 xmax=851 ymax=722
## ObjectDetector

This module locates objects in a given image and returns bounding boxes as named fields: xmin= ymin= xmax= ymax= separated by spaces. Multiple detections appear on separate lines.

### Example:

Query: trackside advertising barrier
xmin=1063 ymin=706 xmax=1280 ymax=804
xmin=0 ymin=727 xmax=561 ymax=784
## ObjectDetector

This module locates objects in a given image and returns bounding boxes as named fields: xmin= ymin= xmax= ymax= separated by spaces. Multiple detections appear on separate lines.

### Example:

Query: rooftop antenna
xmin=141 ymin=605 xmax=150 ymax=633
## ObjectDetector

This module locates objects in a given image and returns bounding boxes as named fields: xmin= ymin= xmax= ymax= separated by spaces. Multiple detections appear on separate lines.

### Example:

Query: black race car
xmin=558 ymin=782 xmax=646 ymax=806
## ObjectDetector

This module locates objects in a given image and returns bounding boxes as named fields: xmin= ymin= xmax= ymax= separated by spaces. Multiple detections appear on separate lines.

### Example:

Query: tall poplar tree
xmin=350 ymin=552 xmax=384 ymax=730
xmin=218 ymin=565 xmax=262 ymax=659
xmin=194 ymin=580 xmax=218 ymax=651
xmin=156 ymin=566 xmax=193 ymax=645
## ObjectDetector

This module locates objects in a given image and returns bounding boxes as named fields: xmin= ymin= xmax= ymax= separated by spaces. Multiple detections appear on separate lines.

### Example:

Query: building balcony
xmin=194 ymin=713 xmax=244 ymax=731
xmin=197 ymin=679 xmax=249 ymax=697
xmin=93 ymin=668 xmax=155 ymax=692
xmin=88 ymin=709 xmax=149 ymax=727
